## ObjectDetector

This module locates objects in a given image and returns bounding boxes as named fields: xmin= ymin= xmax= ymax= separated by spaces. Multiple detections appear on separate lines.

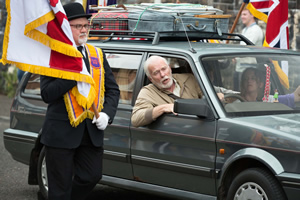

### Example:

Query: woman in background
xmin=240 ymin=67 xmax=300 ymax=108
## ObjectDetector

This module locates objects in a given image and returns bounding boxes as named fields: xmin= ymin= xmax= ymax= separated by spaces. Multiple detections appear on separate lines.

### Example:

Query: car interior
xmin=202 ymin=54 xmax=300 ymax=114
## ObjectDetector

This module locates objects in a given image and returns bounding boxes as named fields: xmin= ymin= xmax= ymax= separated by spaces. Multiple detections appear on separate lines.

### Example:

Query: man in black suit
xmin=40 ymin=2 xmax=119 ymax=200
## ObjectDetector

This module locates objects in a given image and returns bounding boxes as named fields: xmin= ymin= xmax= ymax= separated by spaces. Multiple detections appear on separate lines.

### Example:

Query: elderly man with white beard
xmin=39 ymin=3 xmax=119 ymax=200
xmin=131 ymin=56 xmax=204 ymax=127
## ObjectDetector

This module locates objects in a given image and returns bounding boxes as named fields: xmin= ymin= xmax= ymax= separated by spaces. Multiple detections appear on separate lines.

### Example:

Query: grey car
xmin=4 ymin=31 xmax=300 ymax=200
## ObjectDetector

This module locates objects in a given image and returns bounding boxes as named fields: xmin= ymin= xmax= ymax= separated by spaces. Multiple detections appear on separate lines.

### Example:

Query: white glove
xmin=92 ymin=112 xmax=110 ymax=130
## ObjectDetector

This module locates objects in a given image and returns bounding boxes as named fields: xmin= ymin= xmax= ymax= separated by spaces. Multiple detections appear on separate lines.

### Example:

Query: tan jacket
xmin=131 ymin=74 xmax=202 ymax=127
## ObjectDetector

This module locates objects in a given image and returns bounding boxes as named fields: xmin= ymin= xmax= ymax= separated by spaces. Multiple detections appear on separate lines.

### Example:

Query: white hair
xmin=143 ymin=56 xmax=168 ymax=77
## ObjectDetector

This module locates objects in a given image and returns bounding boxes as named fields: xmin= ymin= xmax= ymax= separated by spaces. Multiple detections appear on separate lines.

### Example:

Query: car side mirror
xmin=174 ymin=98 xmax=214 ymax=120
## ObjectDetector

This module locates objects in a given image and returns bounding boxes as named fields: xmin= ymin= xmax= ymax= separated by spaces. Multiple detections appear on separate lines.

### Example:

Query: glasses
xmin=70 ymin=24 xmax=91 ymax=30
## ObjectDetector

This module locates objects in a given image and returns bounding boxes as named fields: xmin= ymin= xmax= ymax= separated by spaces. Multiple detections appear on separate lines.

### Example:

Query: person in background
xmin=240 ymin=8 xmax=264 ymax=46
xmin=240 ymin=67 xmax=300 ymax=108
xmin=39 ymin=3 xmax=119 ymax=200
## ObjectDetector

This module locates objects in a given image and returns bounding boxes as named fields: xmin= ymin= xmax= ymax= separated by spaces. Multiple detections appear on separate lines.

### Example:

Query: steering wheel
xmin=224 ymin=94 xmax=246 ymax=102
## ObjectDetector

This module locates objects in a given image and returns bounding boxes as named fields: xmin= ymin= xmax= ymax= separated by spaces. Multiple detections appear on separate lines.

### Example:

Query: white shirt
xmin=240 ymin=22 xmax=264 ymax=46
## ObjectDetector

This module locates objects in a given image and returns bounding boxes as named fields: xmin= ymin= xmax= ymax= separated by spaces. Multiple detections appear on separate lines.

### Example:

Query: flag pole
xmin=226 ymin=2 xmax=247 ymax=43
xmin=92 ymin=103 xmax=100 ymax=119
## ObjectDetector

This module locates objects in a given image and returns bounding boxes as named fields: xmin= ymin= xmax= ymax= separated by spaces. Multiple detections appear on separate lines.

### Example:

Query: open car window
xmin=201 ymin=54 xmax=300 ymax=116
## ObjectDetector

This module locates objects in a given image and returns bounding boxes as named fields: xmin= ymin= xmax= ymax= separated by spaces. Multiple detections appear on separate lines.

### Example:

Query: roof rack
xmin=89 ymin=3 xmax=224 ymax=15
xmin=88 ymin=30 xmax=254 ymax=45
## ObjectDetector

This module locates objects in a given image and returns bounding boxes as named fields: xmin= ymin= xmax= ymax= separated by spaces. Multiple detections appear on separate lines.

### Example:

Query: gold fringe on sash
xmin=71 ymin=85 xmax=96 ymax=110
xmin=64 ymin=45 xmax=105 ymax=127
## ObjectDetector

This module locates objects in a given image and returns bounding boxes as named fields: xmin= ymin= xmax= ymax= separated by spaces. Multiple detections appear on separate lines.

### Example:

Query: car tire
xmin=226 ymin=168 xmax=286 ymax=200
xmin=37 ymin=147 xmax=48 ymax=199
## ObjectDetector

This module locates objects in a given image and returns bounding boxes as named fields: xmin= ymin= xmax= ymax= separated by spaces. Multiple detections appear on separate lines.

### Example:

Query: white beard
xmin=78 ymin=34 xmax=87 ymax=45
xmin=154 ymin=76 xmax=173 ymax=89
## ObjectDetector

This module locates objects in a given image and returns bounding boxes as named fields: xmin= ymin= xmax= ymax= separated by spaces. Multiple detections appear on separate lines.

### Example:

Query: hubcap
xmin=41 ymin=157 xmax=48 ymax=191
xmin=234 ymin=182 xmax=268 ymax=200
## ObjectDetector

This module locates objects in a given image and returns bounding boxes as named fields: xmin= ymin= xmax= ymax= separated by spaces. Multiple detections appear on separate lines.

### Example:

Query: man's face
xmin=70 ymin=17 xmax=89 ymax=46
xmin=148 ymin=59 xmax=173 ymax=89
xmin=241 ymin=10 xmax=253 ymax=27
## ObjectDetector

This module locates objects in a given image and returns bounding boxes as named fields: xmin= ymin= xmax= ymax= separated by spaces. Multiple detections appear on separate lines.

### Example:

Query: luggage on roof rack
xmin=128 ymin=11 xmax=230 ymax=37
xmin=89 ymin=11 xmax=129 ymax=35
xmin=88 ymin=3 xmax=231 ymax=37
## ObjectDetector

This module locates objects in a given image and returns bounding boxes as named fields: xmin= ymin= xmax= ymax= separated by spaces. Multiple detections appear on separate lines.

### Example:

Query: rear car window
xmin=106 ymin=53 xmax=141 ymax=104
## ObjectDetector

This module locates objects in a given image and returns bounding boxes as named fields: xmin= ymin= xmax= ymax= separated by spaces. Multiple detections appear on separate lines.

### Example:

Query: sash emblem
xmin=91 ymin=57 xmax=100 ymax=68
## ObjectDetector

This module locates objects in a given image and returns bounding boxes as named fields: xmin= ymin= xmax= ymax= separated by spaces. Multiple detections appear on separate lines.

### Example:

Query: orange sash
xmin=64 ymin=44 xmax=105 ymax=127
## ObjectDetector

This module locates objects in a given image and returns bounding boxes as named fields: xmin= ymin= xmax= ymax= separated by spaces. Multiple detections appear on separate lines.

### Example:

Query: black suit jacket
xmin=40 ymin=50 xmax=120 ymax=148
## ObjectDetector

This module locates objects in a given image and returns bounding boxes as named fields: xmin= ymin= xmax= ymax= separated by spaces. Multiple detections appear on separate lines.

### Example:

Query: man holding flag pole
xmin=41 ymin=2 xmax=119 ymax=199
xmin=1 ymin=1 xmax=119 ymax=199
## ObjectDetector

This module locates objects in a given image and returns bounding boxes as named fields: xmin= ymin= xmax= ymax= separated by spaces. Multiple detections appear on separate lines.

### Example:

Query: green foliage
xmin=1 ymin=68 xmax=18 ymax=97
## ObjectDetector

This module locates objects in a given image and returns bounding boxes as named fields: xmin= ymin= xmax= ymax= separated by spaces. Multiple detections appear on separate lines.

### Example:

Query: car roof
xmin=88 ymin=38 xmax=298 ymax=57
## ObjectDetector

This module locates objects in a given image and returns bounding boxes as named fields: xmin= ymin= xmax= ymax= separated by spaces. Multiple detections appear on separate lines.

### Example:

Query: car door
xmin=102 ymin=50 xmax=144 ymax=179
xmin=130 ymin=54 xmax=217 ymax=196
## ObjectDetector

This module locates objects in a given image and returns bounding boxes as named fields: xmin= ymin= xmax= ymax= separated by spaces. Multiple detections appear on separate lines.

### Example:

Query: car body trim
xmin=282 ymin=181 xmax=300 ymax=188
xmin=277 ymin=172 xmax=300 ymax=188
xmin=132 ymin=155 xmax=213 ymax=177
xmin=11 ymin=109 xmax=45 ymax=117
xmin=103 ymin=150 xmax=130 ymax=162
xmin=131 ymin=126 xmax=215 ymax=142
xmin=4 ymin=128 xmax=37 ymax=143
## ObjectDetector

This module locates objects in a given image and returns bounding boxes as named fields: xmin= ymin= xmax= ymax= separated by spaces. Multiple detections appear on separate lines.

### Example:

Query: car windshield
xmin=201 ymin=53 xmax=300 ymax=116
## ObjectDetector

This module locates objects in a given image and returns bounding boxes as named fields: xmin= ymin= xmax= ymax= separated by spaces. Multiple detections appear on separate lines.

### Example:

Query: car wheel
xmin=37 ymin=147 xmax=48 ymax=199
xmin=227 ymin=168 xmax=286 ymax=200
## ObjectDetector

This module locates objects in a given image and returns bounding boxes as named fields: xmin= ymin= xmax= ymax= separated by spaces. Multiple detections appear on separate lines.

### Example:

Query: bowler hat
xmin=63 ymin=3 xmax=92 ymax=21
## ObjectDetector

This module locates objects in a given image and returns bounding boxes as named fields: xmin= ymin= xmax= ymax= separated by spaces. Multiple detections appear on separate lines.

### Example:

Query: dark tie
xmin=77 ymin=46 xmax=90 ymax=72
xmin=77 ymin=46 xmax=83 ymax=55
